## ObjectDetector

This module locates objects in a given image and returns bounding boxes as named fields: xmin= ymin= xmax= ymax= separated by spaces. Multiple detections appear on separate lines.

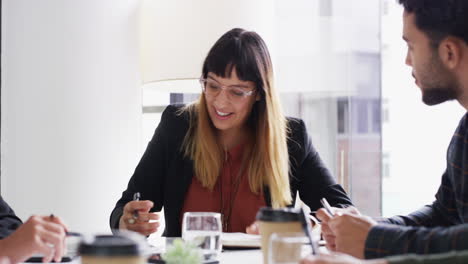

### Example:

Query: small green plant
xmin=162 ymin=238 xmax=203 ymax=264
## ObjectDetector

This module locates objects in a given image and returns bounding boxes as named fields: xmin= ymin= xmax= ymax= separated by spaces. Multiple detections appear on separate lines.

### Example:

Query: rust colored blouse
xmin=180 ymin=142 xmax=266 ymax=232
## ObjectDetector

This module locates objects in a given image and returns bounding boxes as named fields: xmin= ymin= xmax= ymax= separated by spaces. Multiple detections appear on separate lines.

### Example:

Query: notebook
xmin=221 ymin=232 xmax=261 ymax=249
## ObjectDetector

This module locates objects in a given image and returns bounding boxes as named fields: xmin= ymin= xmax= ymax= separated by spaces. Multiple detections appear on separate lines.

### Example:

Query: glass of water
xmin=182 ymin=212 xmax=222 ymax=261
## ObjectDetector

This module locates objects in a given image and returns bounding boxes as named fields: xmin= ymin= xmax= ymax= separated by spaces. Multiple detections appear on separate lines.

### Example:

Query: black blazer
xmin=110 ymin=105 xmax=352 ymax=236
xmin=0 ymin=195 xmax=22 ymax=239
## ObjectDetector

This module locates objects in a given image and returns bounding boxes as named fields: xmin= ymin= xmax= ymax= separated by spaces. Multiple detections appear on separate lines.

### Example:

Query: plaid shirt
xmin=386 ymin=250 xmax=468 ymax=264
xmin=365 ymin=113 xmax=468 ymax=259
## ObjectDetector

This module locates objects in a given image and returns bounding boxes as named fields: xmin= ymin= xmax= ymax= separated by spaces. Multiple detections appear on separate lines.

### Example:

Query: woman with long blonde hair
xmin=111 ymin=28 xmax=351 ymax=236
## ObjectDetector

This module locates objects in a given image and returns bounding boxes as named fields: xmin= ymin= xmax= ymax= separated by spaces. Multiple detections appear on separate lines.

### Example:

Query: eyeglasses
xmin=200 ymin=78 xmax=255 ymax=103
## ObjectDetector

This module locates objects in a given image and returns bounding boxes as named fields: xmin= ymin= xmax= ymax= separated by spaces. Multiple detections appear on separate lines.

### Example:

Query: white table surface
xmin=20 ymin=236 xmax=324 ymax=264
xmin=149 ymin=236 xmax=264 ymax=263
xmin=20 ymin=250 xmax=263 ymax=264
xmin=20 ymin=247 xmax=327 ymax=264
xmin=220 ymin=249 xmax=263 ymax=264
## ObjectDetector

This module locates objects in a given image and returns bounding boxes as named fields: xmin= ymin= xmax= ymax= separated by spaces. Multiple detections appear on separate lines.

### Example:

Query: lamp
xmin=139 ymin=0 xmax=275 ymax=104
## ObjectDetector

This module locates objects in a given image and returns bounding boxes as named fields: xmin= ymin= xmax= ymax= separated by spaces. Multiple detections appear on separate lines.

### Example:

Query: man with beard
xmin=308 ymin=0 xmax=468 ymax=262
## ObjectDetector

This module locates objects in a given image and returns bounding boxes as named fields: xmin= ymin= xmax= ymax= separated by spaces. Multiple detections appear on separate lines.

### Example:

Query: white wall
xmin=1 ymin=0 xmax=142 ymax=233
xmin=381 ymin=2 xmax=466 ymax=216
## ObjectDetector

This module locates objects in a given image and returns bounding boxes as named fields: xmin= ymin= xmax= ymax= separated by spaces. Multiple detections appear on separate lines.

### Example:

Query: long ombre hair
xmin=182 ymin=28 xmax=291 ymax=208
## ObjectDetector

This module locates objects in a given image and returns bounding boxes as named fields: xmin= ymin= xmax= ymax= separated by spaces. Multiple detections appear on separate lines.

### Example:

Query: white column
xmin=1 ymin=0 xmax=142 ymax=233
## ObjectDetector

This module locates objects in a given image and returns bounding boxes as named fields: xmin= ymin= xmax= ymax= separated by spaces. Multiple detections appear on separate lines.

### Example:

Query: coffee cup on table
xmin=256 ymin=207 xmax=303 ymax=264
xmin=268 ymin=232 xmax=310 ymax=264
xmin=78 ymin=232 xmax=149 ymax=264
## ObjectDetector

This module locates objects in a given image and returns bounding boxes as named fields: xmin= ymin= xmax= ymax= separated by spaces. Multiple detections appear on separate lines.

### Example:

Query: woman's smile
xmin=214 ymin=108 xmax=234 ymax=120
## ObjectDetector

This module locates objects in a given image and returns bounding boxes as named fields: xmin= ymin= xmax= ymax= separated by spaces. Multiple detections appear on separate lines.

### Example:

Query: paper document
xmin=221 ymin=232 xmax=261 ymax=248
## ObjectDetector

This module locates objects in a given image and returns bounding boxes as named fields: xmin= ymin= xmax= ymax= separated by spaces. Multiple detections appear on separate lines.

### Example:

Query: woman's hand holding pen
xmin=0 ymin=215 xmax=67 ymax=263
xmin=119 ymin=200 xmax=160 ymax=236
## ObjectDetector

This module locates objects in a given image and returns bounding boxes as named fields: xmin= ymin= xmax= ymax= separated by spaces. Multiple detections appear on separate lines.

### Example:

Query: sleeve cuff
xmin=364 ymin=224 xmax=410 ymax=259
xmin=385 ymin=251 xmax=468 ymax=264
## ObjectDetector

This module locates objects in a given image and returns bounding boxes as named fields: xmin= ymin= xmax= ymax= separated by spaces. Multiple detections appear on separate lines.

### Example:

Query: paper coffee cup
xmin=256 ymin=207 xmax=302 ymax=264
xmin=78 ymin=233 xmax=148 ymax=264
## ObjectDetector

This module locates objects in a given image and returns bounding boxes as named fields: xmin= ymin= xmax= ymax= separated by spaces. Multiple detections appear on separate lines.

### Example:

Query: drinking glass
xmin=268 ymin=232 xmax=311 ymax=264
xmin=182 ymin=212 xmax=222 ymax=261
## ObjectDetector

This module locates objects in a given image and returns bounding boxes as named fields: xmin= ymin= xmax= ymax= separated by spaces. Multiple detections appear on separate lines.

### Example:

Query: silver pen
xmin=132 ymin=192 xmax=141 ymax=219
xmin=320 ymin=197 xmax=334 ymax=216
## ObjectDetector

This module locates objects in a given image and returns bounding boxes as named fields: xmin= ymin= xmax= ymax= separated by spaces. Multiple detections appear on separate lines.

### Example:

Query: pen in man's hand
xmin=65 ymin=231 xmax=82 ymax=237
xmin=49 ymin=214 xmax=82 ymax=237
xmin=320 ymin=198 xmax=334 ymax=216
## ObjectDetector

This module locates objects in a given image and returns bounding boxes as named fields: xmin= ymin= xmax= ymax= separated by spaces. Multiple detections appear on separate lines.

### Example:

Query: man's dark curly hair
xmin=399 ymin=0 xmax=468 ymax=47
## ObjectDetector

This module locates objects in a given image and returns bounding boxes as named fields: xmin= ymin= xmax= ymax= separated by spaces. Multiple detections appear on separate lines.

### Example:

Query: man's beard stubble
xmin=421 ymin=55 xmax=460 ymax=106
xmin=422 ymin=88 xmax=458 ymax=105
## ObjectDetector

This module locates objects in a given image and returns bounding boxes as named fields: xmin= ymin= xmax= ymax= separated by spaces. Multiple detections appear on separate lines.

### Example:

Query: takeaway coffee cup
xmin=268 ymin=232 xmax=310 ymax=264
xmin=78 ymin=232 xmax=149 ymax=264
xmin=256 ymin=207 xmax=303 ymax=264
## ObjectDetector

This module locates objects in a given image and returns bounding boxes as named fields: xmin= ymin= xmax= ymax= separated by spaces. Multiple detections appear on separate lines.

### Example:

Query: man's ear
xmin=439 ymin=37 xmax=462 ymax=69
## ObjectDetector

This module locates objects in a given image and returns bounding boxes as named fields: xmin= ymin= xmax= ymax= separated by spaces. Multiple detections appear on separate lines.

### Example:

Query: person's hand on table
xmin=301 ymin=253 xmax=387 ymax=264
xmin=317 ymin=206 xmax=377 ymax=259
xmin=316 ymin=206 xmax=361 ymax=252
xmin=246 ymin=221 xmax=259 ymax=234
xmin=119 ymin=200 xmax=160 ymax=236
xmin=0 ymin=215 xmax=67 ymax=263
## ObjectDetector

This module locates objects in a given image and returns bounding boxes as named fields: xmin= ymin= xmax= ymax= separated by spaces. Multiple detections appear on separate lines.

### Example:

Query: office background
xmin=0 ymin=0 xmax=464 ymax=235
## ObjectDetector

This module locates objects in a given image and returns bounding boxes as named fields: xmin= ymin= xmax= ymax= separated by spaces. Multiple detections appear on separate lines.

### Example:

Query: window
xmin=381 ymin=0 xmax=465 ymax=216
xmin=143 ymin=1 xmax=382 ymax=237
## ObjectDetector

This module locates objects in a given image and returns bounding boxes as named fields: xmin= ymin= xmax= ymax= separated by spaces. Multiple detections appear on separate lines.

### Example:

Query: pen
xmin=65 ymin=231 xmax=82 ymax=237
xmin=49 ymin=214 xmax=82 ymax=237
xmin=299 ymin=208 xmax=318 ymax=255
xmin=320 ymin=198 xmax=334 ymax=216
xmin=132 ymin=192 xmax=141 ymax=220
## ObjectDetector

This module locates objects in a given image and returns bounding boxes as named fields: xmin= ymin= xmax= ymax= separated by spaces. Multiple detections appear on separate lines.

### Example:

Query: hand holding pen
xmin=320 ymin=198 xmax=334 ymax=216
xmin=128 ymin=192 xmax=141 ymax=225
xmin=319 ymin=198 xmax=361 ymax=219
xmin=0 ymin=215 xmax=69 ymax=263
xmin=316 ymin=198 xmax=362 ymax=252
xmin=316 ymin=198 xmax=338 ymax=251
xmin=120 ymin=192 xmax=161 ymax=236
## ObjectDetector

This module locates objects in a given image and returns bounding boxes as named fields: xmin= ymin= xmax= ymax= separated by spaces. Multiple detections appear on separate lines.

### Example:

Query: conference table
xmin=21 ymin=249 xmax=315 ymax=264
xmin=20 ymin=236 xmax=324 ymax=264
xmin=19 ymin=250 xmax=265 ymax=264
xmin=20 ymin=250 xmax=261 ymax=264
